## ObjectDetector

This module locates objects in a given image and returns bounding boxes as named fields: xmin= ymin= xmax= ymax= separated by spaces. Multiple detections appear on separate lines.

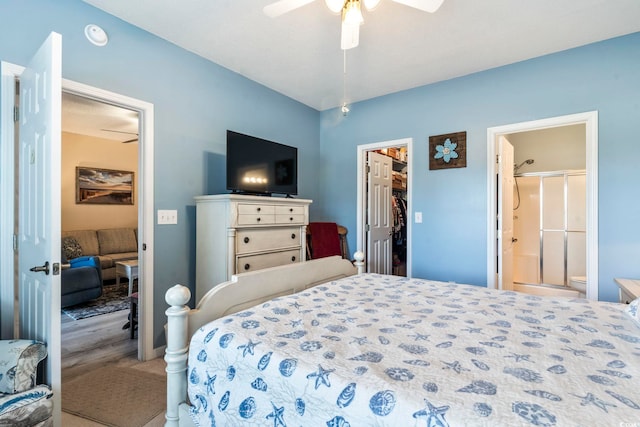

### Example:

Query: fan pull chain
xmin=342 ymin=49 xmax=350 ymax=116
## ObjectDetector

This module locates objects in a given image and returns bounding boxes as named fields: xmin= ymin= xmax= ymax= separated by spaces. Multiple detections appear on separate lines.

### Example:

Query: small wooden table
xmin=116 ymin=260 xmax=139 ymax=295
xmin=614 ymin=278 xmax=640 ymax=304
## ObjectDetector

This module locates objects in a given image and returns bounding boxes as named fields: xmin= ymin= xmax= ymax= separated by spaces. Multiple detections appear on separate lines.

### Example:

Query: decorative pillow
xmin=625 ymin=297 xmax=640 ymax=327
xmin=61 ymin=236 xmax=83 ymax=262
xmin=0 ymin=340 xmax=47 ymax=394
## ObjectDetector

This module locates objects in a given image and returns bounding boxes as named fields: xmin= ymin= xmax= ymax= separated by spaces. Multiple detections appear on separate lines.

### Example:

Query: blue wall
xmin=319 ymin=32 xmax=640 ymax=302
xmin=0 ymin=0 xmax=320 ymax=348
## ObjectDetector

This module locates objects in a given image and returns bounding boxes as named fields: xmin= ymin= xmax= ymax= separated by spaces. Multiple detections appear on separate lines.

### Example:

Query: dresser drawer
xmin=275 ymin=205 xmax=304 ymax=215
xmin=236 ymin=249 xmax=301 ymax=273
xmin=236 ymin=204 xmax=276 ymax=225
xmin=275 ymin=214 xmax=306 ymax=225
xmin=237 ymin=203 xmax=276 ymax=215
xmin=237 ymin=214 xmax=275 ymax=225
xmin=275 ymin=205 xmax=306 ymax=224
xmin=236 ymin=227 xmax=301 ymax=255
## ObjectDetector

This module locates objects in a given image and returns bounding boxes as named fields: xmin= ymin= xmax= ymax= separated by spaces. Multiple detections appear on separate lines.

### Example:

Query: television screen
xmin=226 ymin=130 xmax=298 ymax=196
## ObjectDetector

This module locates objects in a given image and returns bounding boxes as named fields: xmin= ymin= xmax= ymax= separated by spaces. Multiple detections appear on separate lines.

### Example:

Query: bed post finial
xmin=165 ymin=284 xmax=191 ymax=427
xmin=353 ymin=251 xmax=365 ymax=274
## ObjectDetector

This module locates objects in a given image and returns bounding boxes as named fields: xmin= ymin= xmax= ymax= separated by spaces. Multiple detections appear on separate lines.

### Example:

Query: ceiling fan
xmin=264 ymin=0 xmax=445 ymax=50
xmin=101 ymin=129 xmax=139 ymax=143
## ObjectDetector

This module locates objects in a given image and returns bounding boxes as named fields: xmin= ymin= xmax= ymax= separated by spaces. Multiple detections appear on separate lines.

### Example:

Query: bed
xmin=164 ymin=254 xmax=640 ymax=426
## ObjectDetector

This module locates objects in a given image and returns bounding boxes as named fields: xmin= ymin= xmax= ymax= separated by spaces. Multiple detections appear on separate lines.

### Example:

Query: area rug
xmin=62 ymin=365 xmax=166 ymax=427
xmin=62 ymin=284 xmax=130 ymax=320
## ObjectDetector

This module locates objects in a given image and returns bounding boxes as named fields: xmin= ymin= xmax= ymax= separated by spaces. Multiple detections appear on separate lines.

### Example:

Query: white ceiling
xmin=62 ymin=92 xmax=139 ymax=143
xmin=79 ymin=0 xmax=640 ymax=111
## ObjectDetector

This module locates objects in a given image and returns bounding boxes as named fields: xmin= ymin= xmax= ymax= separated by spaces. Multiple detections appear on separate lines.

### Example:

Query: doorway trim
xmin=0 ymin=64 xmax=156 ymax=359
xmin=486 ymin=111 xmax=598 ymax=299
xmin=357 ymin=138 xmax=413 ymax=275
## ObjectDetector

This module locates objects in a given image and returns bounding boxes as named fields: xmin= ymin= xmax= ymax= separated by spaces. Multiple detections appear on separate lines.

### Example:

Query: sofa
xmin=61 ymin=228 xmax=138 ymax=282
xmin=60 ymin=256 xmax=102 ymax=308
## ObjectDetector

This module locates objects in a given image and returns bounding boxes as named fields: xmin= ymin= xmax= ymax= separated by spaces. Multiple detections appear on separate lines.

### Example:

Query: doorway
xmin=61 ymin=92 xmax=141 ymax=370
xmin=60 ymin=81 xmax=155 ymax=360
xmin=357 ymin=138 xmax=412 ymax=276
xmin=0 ymin=66 xmax=156 ymax=360
xmin=487 ymin=112 xmax=598 ymax=299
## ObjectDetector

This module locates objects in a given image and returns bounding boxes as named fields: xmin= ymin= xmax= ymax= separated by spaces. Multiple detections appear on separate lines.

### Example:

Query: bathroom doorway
xmin=487 ymin=112 xmax=599 ymax=299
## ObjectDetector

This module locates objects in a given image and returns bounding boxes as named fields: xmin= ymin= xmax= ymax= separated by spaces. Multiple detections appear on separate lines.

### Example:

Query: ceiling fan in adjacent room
xmin=264 ymin=0 xmax=445 ymax=49
xmin=100 ymin=129 xmax=139 ymax=143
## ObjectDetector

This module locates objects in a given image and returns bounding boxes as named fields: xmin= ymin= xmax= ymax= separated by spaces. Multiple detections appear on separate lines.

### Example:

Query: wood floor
xmin=61 ymin=308 xmax=167 ymax=426
xmin=61 ymin=308 xmax=139 ymax=382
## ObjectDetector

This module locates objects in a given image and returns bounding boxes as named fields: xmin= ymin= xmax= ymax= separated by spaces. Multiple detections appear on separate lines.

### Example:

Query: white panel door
xmin=18 ymin=32 xmax=62 ymax=425
xmin=498 ymin=136 xmax=514 ymax=291
xmin=367 ymin=151 xmax=392 ymax=274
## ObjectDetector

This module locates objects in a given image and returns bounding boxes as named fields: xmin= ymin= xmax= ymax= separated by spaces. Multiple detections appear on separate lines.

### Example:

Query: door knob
xmin=512 ymin=237 xmax=518 ymax=243
xmin=30 ymin=261 xmax=50 ymax=275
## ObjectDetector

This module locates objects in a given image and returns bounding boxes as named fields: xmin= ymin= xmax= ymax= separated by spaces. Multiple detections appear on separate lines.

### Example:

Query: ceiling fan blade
xmin=391 ymin=0 xmax=444 ymax=13
xmin=341 ymin=22 xmax=360 ymax=50
xmin=263 ymin=0 xmax=317 ymax=17
xmin=101 ymin=128 xmax=138 ymax=135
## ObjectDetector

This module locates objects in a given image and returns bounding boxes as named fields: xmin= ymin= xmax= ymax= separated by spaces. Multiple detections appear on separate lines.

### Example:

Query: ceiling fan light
xmin=343 ymin=0 xmax=364 ymax=26
xmin=363 ymin=0 xmax=381 ymax=10
xmin=325 ymin=0 xmax=344 ymax=13
xmin=341 ymin=20 xmax=360 ymax=49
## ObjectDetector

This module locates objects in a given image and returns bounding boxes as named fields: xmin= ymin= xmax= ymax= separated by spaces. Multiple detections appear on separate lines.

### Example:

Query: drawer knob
xmin=289 ymin=208 xmax=293 ymax=212
xmin=289 ymin=217 xmax=293 ymax=221
xmin=257 ymin=217 xmax=261 ymax=222
xmin=257 ymin=207 xmax=261 ymax=212
xmin=244 ymin=237 xmax=250 ymax=244
xmin=291 ymin=233 xmax=296 ymax=239
xmin=291 ymin=256 xmax=296 ymax=262
xmin=244 ymin=263 xmax=251 ymax=271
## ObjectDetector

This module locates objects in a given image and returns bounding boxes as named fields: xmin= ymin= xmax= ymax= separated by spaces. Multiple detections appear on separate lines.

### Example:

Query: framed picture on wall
xmin=429 ymin=131 xmax=467 ymax=170
xmin=76 ymin=167 xmax=134 ymax=205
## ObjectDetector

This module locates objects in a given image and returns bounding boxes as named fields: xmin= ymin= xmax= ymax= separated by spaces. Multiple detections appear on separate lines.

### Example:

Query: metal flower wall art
xmin=429 ymin=131 xmax=467 ymax=170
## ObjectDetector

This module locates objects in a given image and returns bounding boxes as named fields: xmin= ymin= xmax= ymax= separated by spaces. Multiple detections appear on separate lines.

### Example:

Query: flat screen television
xmin=226 ymin=130 xmax=298 ymax=196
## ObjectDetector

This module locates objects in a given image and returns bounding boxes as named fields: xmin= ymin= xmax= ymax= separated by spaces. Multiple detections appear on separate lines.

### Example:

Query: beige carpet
xmin=62 ymin=365 xmax=166 ymax=427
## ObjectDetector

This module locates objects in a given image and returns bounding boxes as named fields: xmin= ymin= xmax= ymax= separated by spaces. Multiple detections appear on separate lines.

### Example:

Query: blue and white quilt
xmin=188 ymin=274 xmax=640 ymax=426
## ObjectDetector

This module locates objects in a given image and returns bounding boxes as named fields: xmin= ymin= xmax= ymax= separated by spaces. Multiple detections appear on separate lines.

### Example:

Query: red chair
xmin=306 ymin=222 xmax=349 ymax=260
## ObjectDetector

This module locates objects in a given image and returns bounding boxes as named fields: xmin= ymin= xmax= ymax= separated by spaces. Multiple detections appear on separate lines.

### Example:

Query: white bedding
xmin=187 ymin=274 xmax=640 ymax=426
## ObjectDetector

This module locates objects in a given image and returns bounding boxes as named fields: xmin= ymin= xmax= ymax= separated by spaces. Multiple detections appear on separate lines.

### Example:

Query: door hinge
xmin=13 ymin=234 xmax=17 ymax=252
xmin=365 ymin=224 xmax=371 ymax=232
xmin=142 ymin=243 xmax=146 ymax=251
xmin=496 ymin=154 xmax=501 ymax=165
xmin=13 ymin=106 xmax=19 ymax=123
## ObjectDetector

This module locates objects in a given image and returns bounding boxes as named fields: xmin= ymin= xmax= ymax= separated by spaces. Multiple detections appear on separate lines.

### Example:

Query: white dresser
xmin=195 ymin=194 xmax=312 ymax=301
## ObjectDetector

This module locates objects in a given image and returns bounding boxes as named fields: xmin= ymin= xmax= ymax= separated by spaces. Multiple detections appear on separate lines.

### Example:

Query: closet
xmin=375 ymin=147 xmax=408 ymax=276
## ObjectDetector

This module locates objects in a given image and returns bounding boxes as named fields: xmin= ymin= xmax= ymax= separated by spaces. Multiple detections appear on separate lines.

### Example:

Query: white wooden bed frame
xmin=164 ymin=253 xmax=365 ymax=427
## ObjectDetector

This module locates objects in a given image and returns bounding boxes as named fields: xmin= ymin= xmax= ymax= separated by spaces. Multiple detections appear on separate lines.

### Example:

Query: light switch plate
xmin=158 ymin=209 xmax=178 ymax=224
xmin=415 ymin=212 xmax=423 ymax=223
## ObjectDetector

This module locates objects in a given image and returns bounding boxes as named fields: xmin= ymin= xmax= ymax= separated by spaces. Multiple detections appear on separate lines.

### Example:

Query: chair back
xmin=307 ymin=222 xmax=348 ymax=259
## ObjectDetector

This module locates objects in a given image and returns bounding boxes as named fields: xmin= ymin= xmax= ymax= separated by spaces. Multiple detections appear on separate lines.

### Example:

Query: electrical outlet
xmin=158 ymin=209 xmax=178 ymax=225
xmin=415 ymin=212 xmax=423 ymax=223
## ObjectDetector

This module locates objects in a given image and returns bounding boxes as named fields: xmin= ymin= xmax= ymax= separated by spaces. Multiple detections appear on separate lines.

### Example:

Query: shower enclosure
xmin=513 ymin=170 xmax=586 ymax=288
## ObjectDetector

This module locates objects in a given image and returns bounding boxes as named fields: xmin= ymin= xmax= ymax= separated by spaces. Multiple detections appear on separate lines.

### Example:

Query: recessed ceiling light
xmin=84 ymin=24 xmax=108 ymax=47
